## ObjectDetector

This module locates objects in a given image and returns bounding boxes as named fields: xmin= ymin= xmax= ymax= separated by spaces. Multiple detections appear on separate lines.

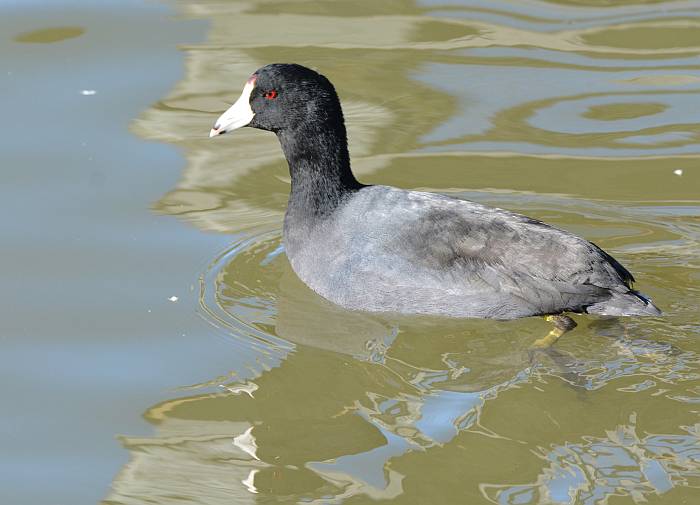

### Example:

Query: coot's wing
xmin=387 ymin=190 xmax=634 ymax=314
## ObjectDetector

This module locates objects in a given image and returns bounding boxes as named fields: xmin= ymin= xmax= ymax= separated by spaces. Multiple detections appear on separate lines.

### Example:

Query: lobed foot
xmin=531 ymin=314 xmax=577 ymax=349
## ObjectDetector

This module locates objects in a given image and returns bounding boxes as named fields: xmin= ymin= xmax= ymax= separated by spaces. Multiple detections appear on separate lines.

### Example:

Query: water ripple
xmin=481 ymin=415 xmax=700 ymax=505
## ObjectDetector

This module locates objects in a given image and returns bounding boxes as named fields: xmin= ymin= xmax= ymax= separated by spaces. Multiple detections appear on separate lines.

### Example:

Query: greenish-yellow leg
xmin=531 ymin=314 xmax=577 ymax=349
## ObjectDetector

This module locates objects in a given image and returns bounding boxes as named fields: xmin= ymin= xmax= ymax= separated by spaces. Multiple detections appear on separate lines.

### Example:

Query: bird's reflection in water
xmin=105 ymin=234 xmax=695 ymax=504
xmin=269 ymin=254 xmax=533 ymax=499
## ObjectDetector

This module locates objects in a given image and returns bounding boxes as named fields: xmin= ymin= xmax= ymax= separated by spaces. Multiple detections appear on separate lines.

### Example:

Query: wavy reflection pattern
xmin=482 ymin=417 xmax=700 ymax=505
xmin=109 ymin=0 xmax=700 ymax=503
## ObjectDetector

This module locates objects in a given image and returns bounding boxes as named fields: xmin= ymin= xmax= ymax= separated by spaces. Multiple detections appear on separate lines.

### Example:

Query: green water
xmin=2 ymin=1 xmax=699 ymax=504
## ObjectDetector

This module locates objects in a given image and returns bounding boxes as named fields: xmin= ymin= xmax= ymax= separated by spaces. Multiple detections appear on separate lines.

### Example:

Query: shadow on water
xmin=105 ymin=0 xmax=700 ymax=503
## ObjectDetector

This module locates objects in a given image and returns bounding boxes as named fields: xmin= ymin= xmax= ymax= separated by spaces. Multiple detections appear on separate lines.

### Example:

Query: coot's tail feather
xmin=585 ymin=290 xmax=662 ymax=317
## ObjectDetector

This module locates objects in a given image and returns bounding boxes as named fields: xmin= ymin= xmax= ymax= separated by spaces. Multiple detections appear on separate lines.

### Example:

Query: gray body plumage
xmin=284 ymin=185 xmax=660 ymax=319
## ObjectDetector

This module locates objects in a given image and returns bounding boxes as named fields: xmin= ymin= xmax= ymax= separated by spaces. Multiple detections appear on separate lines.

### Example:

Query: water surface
xmin=2 ymin=1 xmax=700 ymax=504
xmin=118 ymin=1 xmax=700 ymax=503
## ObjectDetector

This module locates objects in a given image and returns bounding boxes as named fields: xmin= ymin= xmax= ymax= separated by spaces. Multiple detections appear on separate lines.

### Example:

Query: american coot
xmin=210 ymin=63 xmax=661 ymax=346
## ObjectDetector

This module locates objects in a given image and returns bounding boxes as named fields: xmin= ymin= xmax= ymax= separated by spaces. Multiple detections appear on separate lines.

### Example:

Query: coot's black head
xmin=209 ymin=63 xmax=344 ymax=137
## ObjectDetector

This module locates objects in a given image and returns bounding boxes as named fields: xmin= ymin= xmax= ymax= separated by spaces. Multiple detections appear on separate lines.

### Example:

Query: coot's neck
xmin=278 ymin=121 xmax=363 ymax=221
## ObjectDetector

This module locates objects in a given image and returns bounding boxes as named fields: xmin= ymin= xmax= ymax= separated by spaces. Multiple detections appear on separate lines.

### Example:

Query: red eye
xmin=264 ymin=89 xmax=278 ymax=100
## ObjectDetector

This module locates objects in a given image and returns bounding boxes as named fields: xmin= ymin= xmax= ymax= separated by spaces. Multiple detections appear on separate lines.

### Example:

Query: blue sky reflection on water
xmin=482 ymin=417 xmax=700 ymax=504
